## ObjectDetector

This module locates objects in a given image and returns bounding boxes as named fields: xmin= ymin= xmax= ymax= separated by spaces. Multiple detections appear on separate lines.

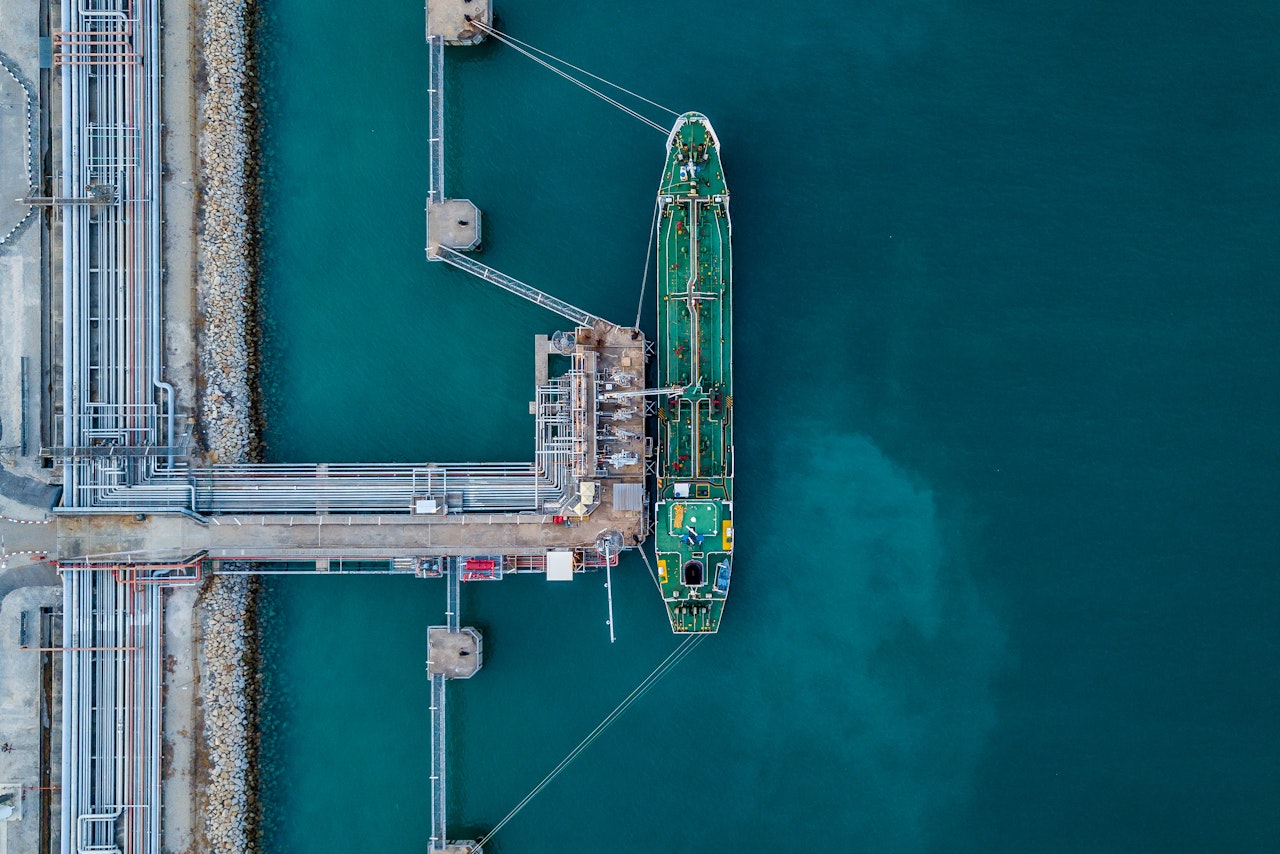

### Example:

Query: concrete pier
xmin=427 ymin=199 xmax=482 ymax=253
xmin=51 ymin=506 xmax=639 ymax=563
xmin=534 ymin=334 xmax=551 ymax=386
xmin=427 ymin=0 xmax=491 ymax=45
xmin=427 ymin=626 xmax=483 ymax=679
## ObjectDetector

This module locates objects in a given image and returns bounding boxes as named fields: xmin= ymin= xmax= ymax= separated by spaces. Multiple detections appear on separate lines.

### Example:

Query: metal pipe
xmin=76 ymin=806 xmax=122 ymax=854
xmin=76 ymin=0 xmax=126 ymax=20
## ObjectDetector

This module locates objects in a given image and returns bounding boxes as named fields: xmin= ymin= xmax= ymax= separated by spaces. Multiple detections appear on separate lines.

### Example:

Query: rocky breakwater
xmin=197 ymin=0 xmax=255 ymax=464
xmin=194 ymin=0 xmax=261 ymax=850
xmin=197 ymin=574 xmax=257 ymax=852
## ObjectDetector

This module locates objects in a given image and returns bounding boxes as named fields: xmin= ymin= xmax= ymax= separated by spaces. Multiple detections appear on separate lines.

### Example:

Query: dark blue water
xmin=256 ymin=1 xmax=1280 ymax=850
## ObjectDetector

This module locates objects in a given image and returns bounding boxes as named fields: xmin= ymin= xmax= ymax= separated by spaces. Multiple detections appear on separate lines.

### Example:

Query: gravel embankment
xmin=197 ymin=0 xmax=255 ymax=464
xmin=198 ymin=574 xmax=257 ymax=852
xmin=194 ymin=0 xmax=260 ymax=849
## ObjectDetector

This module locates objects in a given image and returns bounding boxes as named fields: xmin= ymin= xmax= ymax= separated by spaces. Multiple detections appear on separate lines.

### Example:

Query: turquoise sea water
xmin=255 ymin=1 xmax=1280 ymax=850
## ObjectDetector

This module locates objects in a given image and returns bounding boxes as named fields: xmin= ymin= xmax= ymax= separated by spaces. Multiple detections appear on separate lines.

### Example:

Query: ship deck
xmin=653 ymin=113 xmax=734 ymax=633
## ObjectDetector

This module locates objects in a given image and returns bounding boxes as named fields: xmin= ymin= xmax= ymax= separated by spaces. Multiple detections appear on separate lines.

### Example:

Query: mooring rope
xmin=476 ymin=633 xmax=706 ymax=846
xmin=477 ymin=21 xmax=679 ymax=118
xmin=472 ymin=20 xmax=669 ymax=134
xmin=637 ymin=541 xmax=663 ymax=594
xmin=634 ymin=195 xmax=661 ymax=330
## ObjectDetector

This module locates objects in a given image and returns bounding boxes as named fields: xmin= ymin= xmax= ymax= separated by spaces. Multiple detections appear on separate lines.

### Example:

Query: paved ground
xmin=0 ymin=472 xmax=57 ymax=571
xmin=0 ymin=0 xmax=57 ymax=581
xmin=0 ymin=585 xmax=62 ymax=854
xmin=160 ymin=0 xmax=201 ymax=452
xmin=0 ymin=30 xmax=46 ymax=489
xmin=157 ymin=0 xmax=202 ymax=848
xmin=427 ymin=199 xmax=481 ymax=252
xmin=426 ymin=0 xmax=491 ymax=44
xmin=0 ymin=7 xmax=62 ymax=852
xmin=0 ymin=2 xmax=38 ymax=246
xmin=428 ymin=627 xmax=482 ymax=678
xmin=0 ymin=68 xmax=36 ymax=246
xmin=0 ymin=563 xmax=56 ymax=603
xmin=161 ymin=584 xmax=199 ymax=854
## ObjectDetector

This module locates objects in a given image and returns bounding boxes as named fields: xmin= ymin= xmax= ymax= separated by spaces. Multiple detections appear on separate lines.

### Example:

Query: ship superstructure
xmin=653 ymin=113 xmax=734 ymax=633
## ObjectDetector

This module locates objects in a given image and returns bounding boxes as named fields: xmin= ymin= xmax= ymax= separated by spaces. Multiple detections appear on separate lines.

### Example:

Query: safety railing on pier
xmin=64 ymin=356 xmax=598 ymax=515
xmin=429 ymin=672 xmax=448 ymax=850
xmin=447 ymin=559 xmax=461 ymax=631
xmin=65 ymin=451 xmax=581 ymax=516
xmin=433 ymin=246 xmax=603 ymax=328
xmin=428 ymin=35 xmax=445 ymax=204
xmin=190 ymin=462 xmax=556 ymax=514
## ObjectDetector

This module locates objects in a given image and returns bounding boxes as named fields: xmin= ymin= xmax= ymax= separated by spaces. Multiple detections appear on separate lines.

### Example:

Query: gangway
xmin=447 ymin=557 xmax=461 ymax=632
xmin=433 ymin=246 xmax=603 ymax=329
xmin=429 ymin=672 xmax=447 ymax=849
xmin=427 ymin=562 xmax=481 ymax=851
xmin=428 ymin=35 xmax=445 ymax=205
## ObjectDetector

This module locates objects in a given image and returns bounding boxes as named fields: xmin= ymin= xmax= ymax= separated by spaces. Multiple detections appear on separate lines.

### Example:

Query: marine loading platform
xmin=0 ymin=0 xmax=661 ymax=852
xmin=42 ymin=0 xmax=648 ymax=558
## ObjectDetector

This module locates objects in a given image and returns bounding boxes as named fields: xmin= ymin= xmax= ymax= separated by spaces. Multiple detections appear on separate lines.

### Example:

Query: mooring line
xmin=635 ymin=195 xmax=661 ymax=330
xmin=473 ymin=20 xmax=669 ymax=134
xmin=476 ymin=21 xmax=679 ymax=118
xmin=481 ymin=24 xmax=665 ymax=132
xmin=476 ymin=634 xmax=706 ymax=846
xmin=637 ymin=542 xmax=663 ymax=594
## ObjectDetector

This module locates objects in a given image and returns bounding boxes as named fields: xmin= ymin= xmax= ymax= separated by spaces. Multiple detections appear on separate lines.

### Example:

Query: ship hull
xmin=653 ymin=113 xmax=733 ymax=633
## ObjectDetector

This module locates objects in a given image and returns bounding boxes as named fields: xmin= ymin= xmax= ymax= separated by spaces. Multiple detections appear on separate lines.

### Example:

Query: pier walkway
xmin=53 ymin=502 xmax=644 ymax=563
xmin=426 ymin=559 xmax=481 ymax=850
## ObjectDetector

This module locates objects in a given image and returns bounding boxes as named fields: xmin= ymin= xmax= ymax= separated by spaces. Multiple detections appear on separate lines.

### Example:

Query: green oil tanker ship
xmin=653 ymin=113 xmax=734 ymax=633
